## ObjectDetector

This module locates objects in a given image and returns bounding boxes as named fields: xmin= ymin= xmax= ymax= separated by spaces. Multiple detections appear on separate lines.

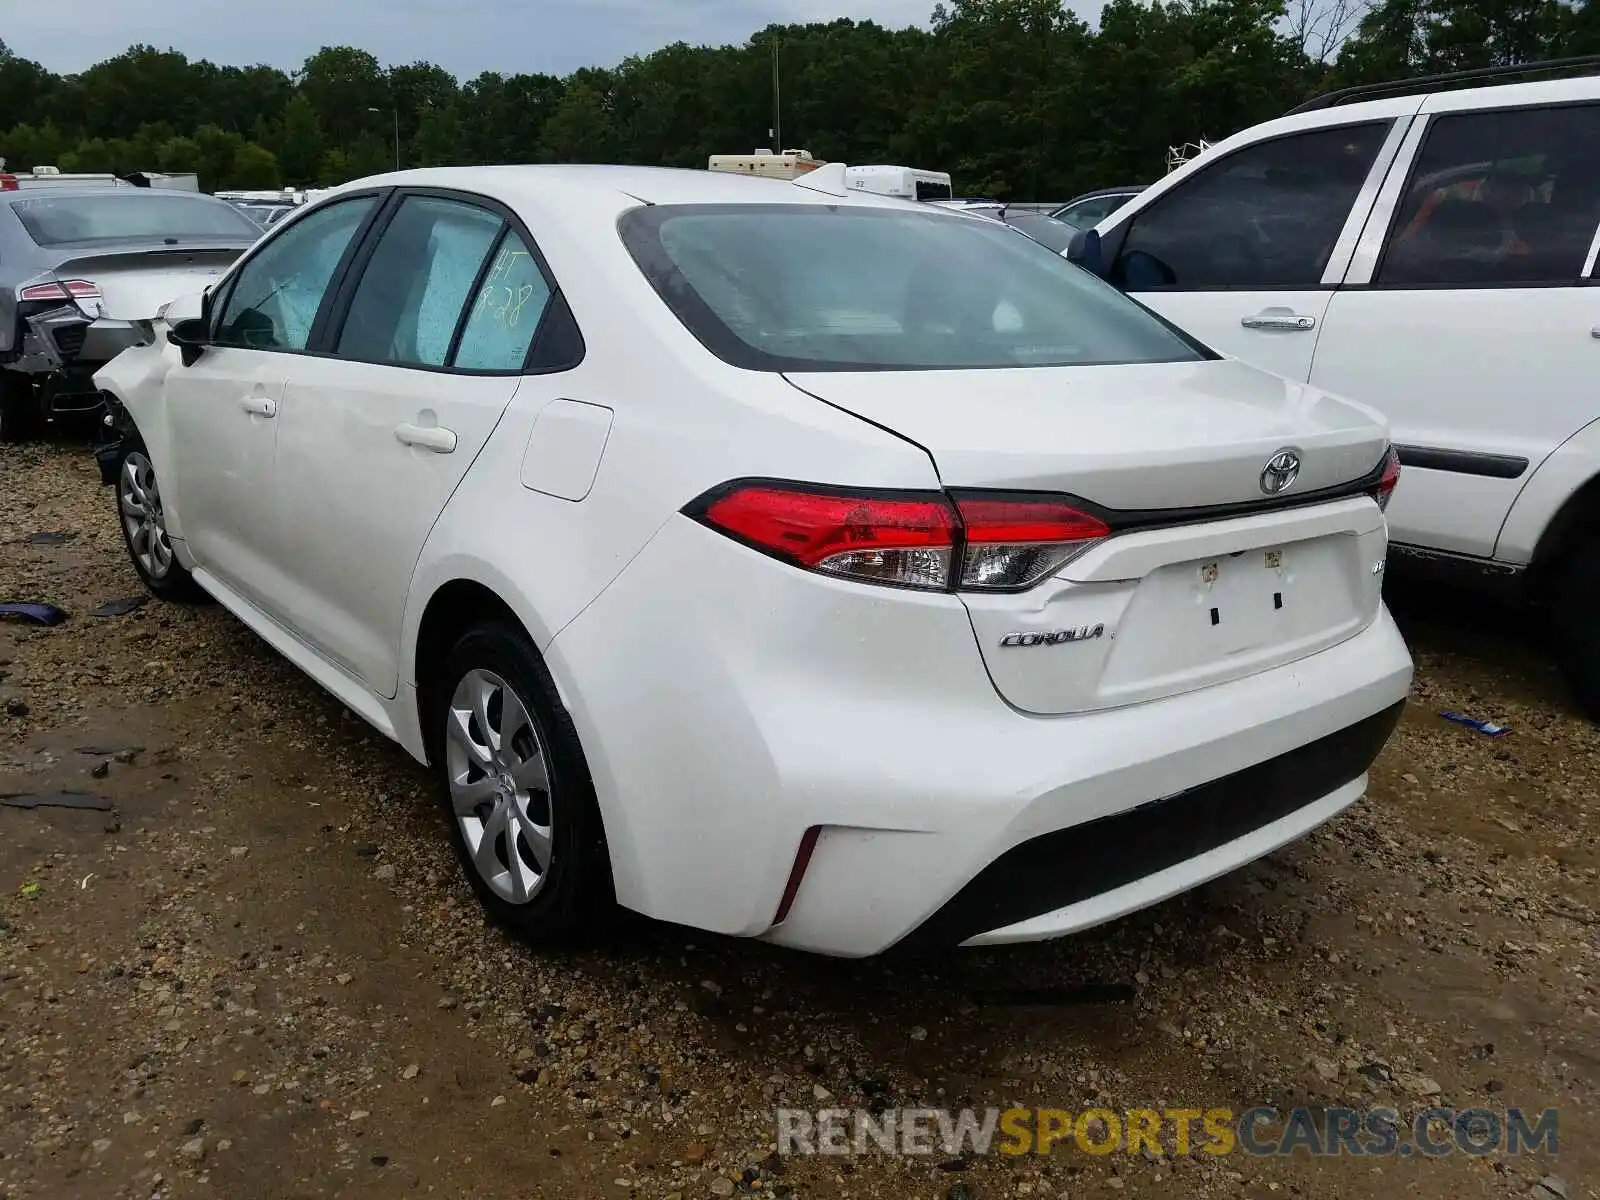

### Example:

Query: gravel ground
xmin=1 ymin=440 xmax=1596 ymax=1200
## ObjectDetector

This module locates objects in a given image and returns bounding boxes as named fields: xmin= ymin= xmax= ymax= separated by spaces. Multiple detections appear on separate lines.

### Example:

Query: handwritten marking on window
xmin=475 ymin=247 xmax=540 ymax=329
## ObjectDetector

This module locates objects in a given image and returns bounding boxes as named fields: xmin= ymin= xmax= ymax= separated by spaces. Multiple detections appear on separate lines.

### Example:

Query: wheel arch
xmin=404 ymin=565 xmax=566 ymax=764
xmin=1526 ymin=472 xmax=1600 ymax=604
xmin=1499 ymin=417 xmax=1600 ymax=604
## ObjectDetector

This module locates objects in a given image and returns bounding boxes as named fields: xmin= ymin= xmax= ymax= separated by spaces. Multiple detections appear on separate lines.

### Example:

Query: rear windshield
xmin=11 ymin=193 xmax=259 ymax=246
xmin=620 ymin=203 xmax=1206 ymax=372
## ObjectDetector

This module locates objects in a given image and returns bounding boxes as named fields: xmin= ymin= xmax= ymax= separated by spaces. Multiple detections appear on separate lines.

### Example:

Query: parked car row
xmin=1 ymin=58 xmax=1591 ymax=961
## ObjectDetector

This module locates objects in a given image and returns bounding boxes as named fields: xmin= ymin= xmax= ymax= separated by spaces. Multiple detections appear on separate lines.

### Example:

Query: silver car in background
xmin=0 ymin=187 xmax=259 ymax=441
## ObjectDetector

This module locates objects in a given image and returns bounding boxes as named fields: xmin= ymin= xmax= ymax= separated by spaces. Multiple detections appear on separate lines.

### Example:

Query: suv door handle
xmin=1241 ymin=309 xmax=1317 ymax=332
xmin=395 ymin=422 xmax=457 ymax=454
xmin=240 ymin=396 xmax=277 ymax=417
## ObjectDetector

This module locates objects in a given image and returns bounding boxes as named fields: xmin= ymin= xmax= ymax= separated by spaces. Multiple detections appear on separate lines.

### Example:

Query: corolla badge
xmin=1000 ymin=624 xmax=1106 ymax=648
xmin=1260 ymin=448 xmax=1301 ymax=496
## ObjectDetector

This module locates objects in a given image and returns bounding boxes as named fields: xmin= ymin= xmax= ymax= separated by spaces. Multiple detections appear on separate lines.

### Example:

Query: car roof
xmin=319 ymin=164 xmax=927 ymax=215
xmin=0 ymin=186 xmax=234 ymax=206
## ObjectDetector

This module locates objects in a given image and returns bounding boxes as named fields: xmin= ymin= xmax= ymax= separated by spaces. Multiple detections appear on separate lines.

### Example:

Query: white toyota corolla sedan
xmin=94 ymin=164 xmax=1412 ymax=957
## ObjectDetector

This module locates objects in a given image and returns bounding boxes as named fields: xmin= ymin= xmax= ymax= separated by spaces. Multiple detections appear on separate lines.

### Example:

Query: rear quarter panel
xmin=400 ymin=192 xmax=943 ymax=677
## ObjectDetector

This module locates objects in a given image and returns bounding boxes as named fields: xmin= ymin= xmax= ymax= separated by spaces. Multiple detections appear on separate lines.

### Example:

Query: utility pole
xmin=368 ymin=106 xmax=400 ymax=170
xmin=771 ymin=39 xmax=781 ymax=150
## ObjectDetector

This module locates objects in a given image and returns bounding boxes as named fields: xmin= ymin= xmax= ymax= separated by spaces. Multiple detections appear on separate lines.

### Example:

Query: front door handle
xmin=395 ymin=422 xmax=457 ymax=454
xmin=1241 ymin=308 xmax=1317 ymax=332
xmin=240 ymin=395 xmax=277 ymax=417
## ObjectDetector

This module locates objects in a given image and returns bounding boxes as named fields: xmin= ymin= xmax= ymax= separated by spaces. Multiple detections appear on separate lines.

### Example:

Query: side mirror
xmin=1064 ymin=228 xmax=1104 ymax=278
xmin=166 ymin=317 xmax=210 ymax=367
xmin=161 ymin=291 xmax=209 ymax=367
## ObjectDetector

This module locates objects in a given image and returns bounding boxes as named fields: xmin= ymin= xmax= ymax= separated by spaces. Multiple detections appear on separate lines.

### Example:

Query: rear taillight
xmin=1374 ymin=446 xmax=1401 ymax=512
xmin=18 ymin=279 xmax=102 ymax=303
xmin=690 ymin=482 xmax=1109 ymax=593
xmin=697 ymin=484 xmax=957 ymax=590
xmin=0 ymin=174 xmax=18 ymax=192
xmin=954 ymin=495 xmax=1111 ymax=590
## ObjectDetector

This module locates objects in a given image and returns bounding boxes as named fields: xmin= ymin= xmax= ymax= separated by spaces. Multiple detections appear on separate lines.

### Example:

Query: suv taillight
xmin=1374 ymin=446 xmax=1400 ymax=511
xmin=0 ymin=174 xmax=18 ymax=192
xmin=688 ymin=482 xmax=1109 ymax=593
xmin=18 ymin=279 xmax=102 ymax=303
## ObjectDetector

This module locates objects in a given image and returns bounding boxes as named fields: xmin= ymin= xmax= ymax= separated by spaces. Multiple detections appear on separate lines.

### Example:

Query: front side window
xmin=12 ymin=192 xmax=260 ymax=246
xmin=1110 ymin=123 xmax=1389 ymax=289
xmin=1377 ymin=104 xmax=1600 ymax=286
xmin=337 ymin=195 xmax=506 ymax=367
xmin=213 ymin=196 xmax=377 ymax=351
xmin=453 ymin=231 xmax=554 ymax=370
xmin=621 ymin=204 xmax=1205 ymax=372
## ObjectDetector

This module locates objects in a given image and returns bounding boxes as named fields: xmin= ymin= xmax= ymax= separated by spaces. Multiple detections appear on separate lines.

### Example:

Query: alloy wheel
xmin=445 ymin=668 xmax=554 ymax=904
xmin=119 ymin=452 xmax=174 ymax=581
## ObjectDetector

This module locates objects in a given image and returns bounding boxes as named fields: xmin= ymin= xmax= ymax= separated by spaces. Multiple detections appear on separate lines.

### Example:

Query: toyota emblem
xmin=1260 ymin=449 xmax=1301 ymax=495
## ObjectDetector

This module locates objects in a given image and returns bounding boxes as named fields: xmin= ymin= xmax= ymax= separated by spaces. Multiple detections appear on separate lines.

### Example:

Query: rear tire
xmin=0 ymin=371 xmax=43 ymax=444
xmin=112 ymin=441 xmax=209 ymax=603
xmin=429 ymin=620 xmax=611 ymax=943
xmin=1552 ymin=535 xmax=1600 ymax=719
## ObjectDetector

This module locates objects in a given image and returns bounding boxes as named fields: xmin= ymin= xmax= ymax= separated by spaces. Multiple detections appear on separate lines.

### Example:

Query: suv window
xmin=1110 ymin=123 xmax=1389 ymax=289
xmin=1378 ymin=104 xmax=1600 ymax=286
xmin=214 ymin=197 xmax=377 ymax=351
xmin=453 ymin=230 xmax=554 ymax=371
xmin=337 ymin=195 xmax=506 ymax=367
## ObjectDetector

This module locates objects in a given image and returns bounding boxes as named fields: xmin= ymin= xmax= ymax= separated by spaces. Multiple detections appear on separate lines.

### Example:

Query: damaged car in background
xmin=0 ymin=186 xmax=259 ymax=441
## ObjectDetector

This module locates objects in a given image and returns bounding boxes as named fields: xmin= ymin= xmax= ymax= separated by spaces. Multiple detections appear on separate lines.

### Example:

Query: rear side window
xmin=337 ymin=196 xmax=505 ymax=367
xmin=620 ymin=203 xmax=1205 ymax=372
xmin=1110 ymin=123 xmax=1389 ymax=289
xmin=214 ymin=196 xmax=377 ymax=351
xmin=12 ymin=192 xmax=259 ymax=245
xmin=453 ymin=231 xmax=554 ymax=370
xmin=1377 ymin=104 xmax=1600 ymax=286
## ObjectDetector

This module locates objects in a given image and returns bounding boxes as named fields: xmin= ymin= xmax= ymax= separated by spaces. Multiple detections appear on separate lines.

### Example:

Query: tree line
xmin=3 ymin=0 xmax=1599 ymax=200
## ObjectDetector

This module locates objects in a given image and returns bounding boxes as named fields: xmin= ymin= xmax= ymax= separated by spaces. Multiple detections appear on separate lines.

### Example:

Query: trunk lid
xmin=50 ymin=246 xmax=244 ymax=321
xmin=785 ymin=359 xmax=1392 ymax=715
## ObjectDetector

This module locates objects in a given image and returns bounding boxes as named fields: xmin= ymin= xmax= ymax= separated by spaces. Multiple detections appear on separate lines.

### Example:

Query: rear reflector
xmin=689 ymin=481 xmax=1109 ymax=593
xmin=18 ymin=279 xmax=102 ymax=303
xmin=773 ymin=825 xmax=822 ymax=926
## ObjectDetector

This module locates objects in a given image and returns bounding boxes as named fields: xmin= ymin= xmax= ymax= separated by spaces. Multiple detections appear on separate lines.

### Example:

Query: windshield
xmin=620 ymin=203 xmax=1204 ymax=371
xmin=12 ymin=192 xmax=259 ymax=246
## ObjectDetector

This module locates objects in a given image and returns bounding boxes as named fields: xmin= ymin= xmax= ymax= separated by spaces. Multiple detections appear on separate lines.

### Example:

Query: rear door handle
xmin=240 ymin=396 xmax=277 ymax=417
xmin=395 ymin=422 xmax=457 ymax=454
xmin=1241 ymin=309 xmax=1317 ymax=332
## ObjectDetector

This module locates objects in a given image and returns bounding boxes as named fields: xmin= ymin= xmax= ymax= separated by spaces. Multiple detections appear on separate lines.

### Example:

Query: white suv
xmin=94 ymin=165 xmax=1411 ymax=956
xmin=1075 ymin=66 xmax=1600 ymax=712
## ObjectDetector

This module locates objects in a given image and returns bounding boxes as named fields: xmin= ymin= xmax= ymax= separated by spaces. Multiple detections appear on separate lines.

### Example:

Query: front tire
xmin=430 ymin=621 xmax=611 ymax=942
xmin=113 ymin=442 xmax=208 ymax=603
xmin=1552 ymin=536 xmax=1600 ymax=719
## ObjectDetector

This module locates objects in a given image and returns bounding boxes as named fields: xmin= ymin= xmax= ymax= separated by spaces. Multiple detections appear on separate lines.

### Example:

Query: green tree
xmin=272 ymin=94 xmax=327 ymax=184
xmin=231 ymin=142 xmax=282 ymax=187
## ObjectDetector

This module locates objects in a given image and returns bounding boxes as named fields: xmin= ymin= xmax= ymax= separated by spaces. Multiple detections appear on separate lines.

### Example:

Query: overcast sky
xmin=7 ymin=0 xmax=945 ymax=79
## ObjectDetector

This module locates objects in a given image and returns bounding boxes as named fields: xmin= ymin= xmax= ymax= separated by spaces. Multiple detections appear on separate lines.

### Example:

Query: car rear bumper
xmin=548 ymin=516 xmax=1414 ymax=958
